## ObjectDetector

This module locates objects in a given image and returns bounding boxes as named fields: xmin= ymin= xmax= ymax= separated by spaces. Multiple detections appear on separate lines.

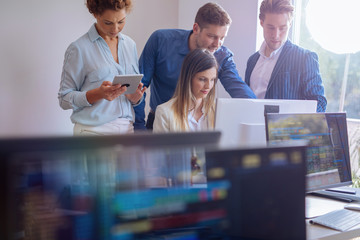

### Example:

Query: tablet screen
xmin=112 ymin=74 xmax=143 ymax=94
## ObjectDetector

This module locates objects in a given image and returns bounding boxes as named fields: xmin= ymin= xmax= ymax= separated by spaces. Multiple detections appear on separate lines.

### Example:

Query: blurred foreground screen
xmin=1 ymin=132 xmax=306 ymax=240
xmin=1 ymin=132 xmax=229 ymax=240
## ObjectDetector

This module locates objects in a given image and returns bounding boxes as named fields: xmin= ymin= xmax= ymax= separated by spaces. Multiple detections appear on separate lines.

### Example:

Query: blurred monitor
xmin=205 ymin=143 xmax=307 ymax=240
xmin=0 ymin=131 xmax=228 ymax=240
xmin=265 ymin=112 xmax=353 ymax=195
xmin=214 ymin=98 xmax=317 ymax=148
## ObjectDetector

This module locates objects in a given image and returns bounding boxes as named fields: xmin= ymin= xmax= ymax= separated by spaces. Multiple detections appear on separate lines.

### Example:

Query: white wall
xmin=0 ymin=0 xmax=258 ymax=137
xmin=0 ymin=0 xmax=93 ymax=137
xmin=125 ymin=0 xmax=179 ymax=56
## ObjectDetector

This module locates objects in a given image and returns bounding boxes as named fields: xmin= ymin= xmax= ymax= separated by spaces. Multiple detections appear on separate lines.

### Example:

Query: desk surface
xmin=306 ymin=195 xmax=360 ymax=240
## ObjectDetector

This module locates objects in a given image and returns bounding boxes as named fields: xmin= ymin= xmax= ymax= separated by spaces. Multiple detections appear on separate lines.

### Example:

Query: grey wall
xmin=0 ymin=0 xmax=258 ymax=137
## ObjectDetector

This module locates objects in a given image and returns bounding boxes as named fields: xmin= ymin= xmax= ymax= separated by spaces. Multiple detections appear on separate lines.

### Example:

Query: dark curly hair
xmin=86 ymin=0 xmax=133 ymax=16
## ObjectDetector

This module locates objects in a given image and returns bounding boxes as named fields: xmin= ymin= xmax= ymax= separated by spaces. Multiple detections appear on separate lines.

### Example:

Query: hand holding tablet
xmin=112 ymin=74 xmax=144 ymax=94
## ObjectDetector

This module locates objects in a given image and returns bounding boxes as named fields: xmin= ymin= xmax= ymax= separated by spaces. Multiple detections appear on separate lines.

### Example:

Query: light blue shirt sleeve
xmin=59 ymin=43 xmax=92 ymax=111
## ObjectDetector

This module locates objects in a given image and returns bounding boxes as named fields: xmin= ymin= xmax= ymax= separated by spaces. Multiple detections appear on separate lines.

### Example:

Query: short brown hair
xmin=86 ymin=0 xmax=133 ymax=16
xmin=259 ymin=0 xmax=294 ymax=21
xmin=195 ymin=2 xmax=232 ymax=29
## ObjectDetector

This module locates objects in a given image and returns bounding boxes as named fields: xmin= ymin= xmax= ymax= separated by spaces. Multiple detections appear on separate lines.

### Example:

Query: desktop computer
xmin=215 ymin=98 xmax=317 ymax=148
xmin=265 ymin=112 xmax=357 ymax=201
xmin=265 ymin=113 xmax=360 ymax=233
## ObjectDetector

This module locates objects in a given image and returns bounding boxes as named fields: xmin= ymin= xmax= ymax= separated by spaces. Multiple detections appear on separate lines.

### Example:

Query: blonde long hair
xmin=171 ymin=49 xmax=218 ymax=131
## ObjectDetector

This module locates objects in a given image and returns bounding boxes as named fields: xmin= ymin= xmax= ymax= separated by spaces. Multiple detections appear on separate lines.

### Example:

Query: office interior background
xmin=1 ymin=0 xmax=360 ymax=176
xmin=2 ymin=1 xmax=360 ymax=239
xmin=0 ymin=0 xmax=257 ymax=137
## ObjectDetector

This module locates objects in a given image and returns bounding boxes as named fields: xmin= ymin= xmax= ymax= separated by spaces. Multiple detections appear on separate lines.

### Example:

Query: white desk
xmin=306 ymin=195 xmax=360 ymax=240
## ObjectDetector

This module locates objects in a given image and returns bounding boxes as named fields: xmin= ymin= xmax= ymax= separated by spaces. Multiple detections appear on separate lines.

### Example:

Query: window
xmin=294 ymin=0 xmax=360 ymax=118
xmin=292 ymin=0 xmax=360 ymax=182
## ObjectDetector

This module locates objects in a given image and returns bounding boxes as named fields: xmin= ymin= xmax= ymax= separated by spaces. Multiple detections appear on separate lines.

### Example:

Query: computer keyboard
xmin=310 ymin=209 xmax=360 ymax=231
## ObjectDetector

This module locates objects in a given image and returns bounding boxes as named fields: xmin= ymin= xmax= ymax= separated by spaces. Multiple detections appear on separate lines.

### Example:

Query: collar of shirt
xmin=249 ymin=41 xmax=285 ymax=99
xmin=188 ymin=106 xmax=207 ymax=131
xmin=179 ymin=30 xmax=192 ymax=55
xmin=259 ymin=40 xmax=285 ymax=59
xmin=88 ymin=23 xmax=124 ymax=43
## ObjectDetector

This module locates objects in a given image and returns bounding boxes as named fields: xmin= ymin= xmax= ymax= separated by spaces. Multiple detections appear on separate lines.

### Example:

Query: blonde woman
xmin=153 ymin=49 xmax=218 ymax=132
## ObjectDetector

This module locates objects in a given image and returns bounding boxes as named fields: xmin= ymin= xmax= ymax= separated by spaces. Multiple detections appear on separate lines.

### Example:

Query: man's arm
xmin=302 ymin=52 xmax=327 ymax=112
xmin=134 ymin=31 xmax=159 ymax=130
xmin=216 ymin=49 xmax=256 ymax=98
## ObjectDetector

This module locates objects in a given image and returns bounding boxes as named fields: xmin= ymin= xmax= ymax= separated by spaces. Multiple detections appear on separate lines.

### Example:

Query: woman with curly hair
xmin=153 ymin=48 xmax=218 ymax=132
xmin=59 ymin=0 xmax=146 ymax=135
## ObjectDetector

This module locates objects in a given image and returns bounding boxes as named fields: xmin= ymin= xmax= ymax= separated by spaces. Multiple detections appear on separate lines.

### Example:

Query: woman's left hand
xmin=125 ymin=83 xmax=147 ymax=104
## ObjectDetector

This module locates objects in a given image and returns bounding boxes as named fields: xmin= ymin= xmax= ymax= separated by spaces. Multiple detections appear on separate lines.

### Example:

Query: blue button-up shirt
xmin=134 ymin=29 xmax=256 ymax=129
xmin=58 ymin=24 xmax=141 ymax=126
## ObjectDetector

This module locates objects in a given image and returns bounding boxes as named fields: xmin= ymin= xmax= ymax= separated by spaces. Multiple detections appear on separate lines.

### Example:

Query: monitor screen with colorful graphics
xmin=265 ymin=112 xmax=352 ymax=193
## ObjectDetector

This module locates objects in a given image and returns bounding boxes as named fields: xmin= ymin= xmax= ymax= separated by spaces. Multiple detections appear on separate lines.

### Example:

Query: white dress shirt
xmin=153 ymin=99 xmax=210 ymax=132
xmin=250 ymin=41 xmax=284 ymax=99
xmin=188 ymin=107 xmax=208 ymax=131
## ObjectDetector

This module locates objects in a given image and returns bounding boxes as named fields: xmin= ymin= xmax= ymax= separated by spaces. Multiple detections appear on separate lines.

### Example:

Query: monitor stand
xmin=309 ymin=186 xmax=360 ymax=202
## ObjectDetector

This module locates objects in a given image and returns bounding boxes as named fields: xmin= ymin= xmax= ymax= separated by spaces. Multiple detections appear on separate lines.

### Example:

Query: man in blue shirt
xmin=134 ymin=2 xmax=256 ymax=130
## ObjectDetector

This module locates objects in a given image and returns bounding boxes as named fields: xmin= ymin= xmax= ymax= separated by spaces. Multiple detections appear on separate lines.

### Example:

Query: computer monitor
xmin=265 ymin=112 xmax=353 ymax=195
xmin=205 ymin=142 xmax=307 ymax=240
xmin=0 ymin=131 xmax=228 ymax=240
xmin=214 ymin=98 xmax=317 ymax=148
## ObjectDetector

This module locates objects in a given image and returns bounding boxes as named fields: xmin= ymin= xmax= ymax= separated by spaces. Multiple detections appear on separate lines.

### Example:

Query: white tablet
xmin=112 ymin=74 xmax=143 ymax=94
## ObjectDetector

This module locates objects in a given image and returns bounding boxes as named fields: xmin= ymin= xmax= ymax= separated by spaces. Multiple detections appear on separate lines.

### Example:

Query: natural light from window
xmin=305 ymin=0 xmax=360 ymax=112
xmin=301 ymin=0 xmax=360 ymax=181
xmin=305 ymin=0 xmax=360 ymax=54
